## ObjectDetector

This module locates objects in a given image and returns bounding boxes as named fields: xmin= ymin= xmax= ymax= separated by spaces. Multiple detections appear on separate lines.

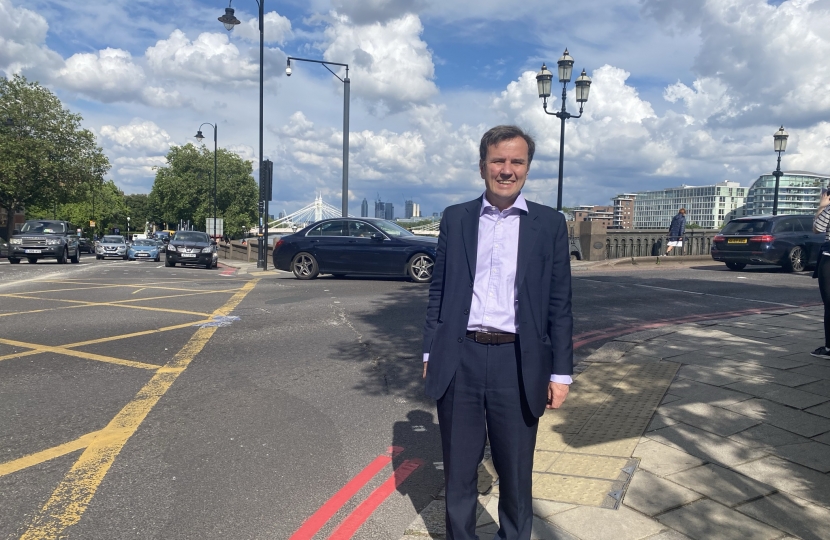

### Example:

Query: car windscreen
xmin=20 ymin=221 xmax=66 ymax=234
xmin=173 ymin=232 xmax=209 ymax=243
xmin=132 ymin=240 xmax=156 ymax=246
xmin=371 ymin=220 xmax=414 ymax=237
xmin=101 ymin=236 xmax=125 ymax=244
xmin=720 ymin=220 xmax=772 ymax=235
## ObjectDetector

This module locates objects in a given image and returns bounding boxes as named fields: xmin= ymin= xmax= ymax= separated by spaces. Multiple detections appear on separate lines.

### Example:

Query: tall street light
xmin=195 ymin=123 xmax=218 ymax=240
xmin=218 ymin=1 xmax=269 ymax=269
xmin=771 ymin=125 xmax=789 ymax=216
xmin=536 ymin=49 xmax=592 ymax=211
xmin=286 ymin=56 xmax=351 ymax=217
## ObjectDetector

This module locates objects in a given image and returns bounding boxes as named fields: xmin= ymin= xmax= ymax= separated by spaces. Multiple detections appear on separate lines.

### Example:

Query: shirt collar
xmin=480 ymin=192 xmax=528 ymax=216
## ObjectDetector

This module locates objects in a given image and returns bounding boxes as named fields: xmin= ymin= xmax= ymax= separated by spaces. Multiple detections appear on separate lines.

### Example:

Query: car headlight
xmin=202 ymin=246 xmax=212 ymax=253
xmin=167 ymin=245 xmax=177 ymax=252
xmin=45 ymin=239 xmax=61 ymax=245
xmin=10 ymin=238 xmax=22 ymax=244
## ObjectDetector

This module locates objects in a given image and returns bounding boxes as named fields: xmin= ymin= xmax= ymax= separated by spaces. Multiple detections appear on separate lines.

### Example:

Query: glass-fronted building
xmin=634 ymin=181 xmax=747 ymax=229
xmin=744 ymin=171 xmax=830 ymax=216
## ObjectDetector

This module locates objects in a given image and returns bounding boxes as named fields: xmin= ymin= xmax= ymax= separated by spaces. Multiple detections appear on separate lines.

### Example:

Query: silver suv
xmin=8 ymin=220 xmax=81 ymax=264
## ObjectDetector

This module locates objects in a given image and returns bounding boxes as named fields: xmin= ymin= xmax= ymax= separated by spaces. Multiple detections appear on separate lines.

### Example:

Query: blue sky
xmin=4 ymin=0 xmax=830 ymax=218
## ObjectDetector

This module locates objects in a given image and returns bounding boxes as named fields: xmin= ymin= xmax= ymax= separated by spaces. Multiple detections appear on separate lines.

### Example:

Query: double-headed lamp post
xmin=771 ymin=126 xmax=789 ymax=216
xmin=536 ymin=49 xmax=592 ymax=212
xmin=195 ymin=123 xmax=218 ymax=240
xmin=218 ymin=1 xmax=269 ymax=268
xmin=286 ymin=57 xmax=350 ymax=217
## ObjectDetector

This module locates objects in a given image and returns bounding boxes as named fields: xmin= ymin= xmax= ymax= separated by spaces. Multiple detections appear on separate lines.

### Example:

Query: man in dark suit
xmin=422 ymin=125 xmax=573 ymax=540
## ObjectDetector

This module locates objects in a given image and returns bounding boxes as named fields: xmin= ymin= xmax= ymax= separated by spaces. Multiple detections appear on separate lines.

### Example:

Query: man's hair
xmin=479 ymin=125 xmax=536 ymax=166
xmin=679 ymin=208 xmax=686 ymax=214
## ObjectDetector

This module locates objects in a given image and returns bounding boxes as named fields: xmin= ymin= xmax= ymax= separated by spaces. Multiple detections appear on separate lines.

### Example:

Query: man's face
xmin=480 ymin=137 xmax=529 ymax=209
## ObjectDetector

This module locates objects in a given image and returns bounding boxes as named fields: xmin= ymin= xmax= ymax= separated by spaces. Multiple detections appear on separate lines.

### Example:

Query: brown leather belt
xmin=466 ymin=331 xmax=517 ymax=345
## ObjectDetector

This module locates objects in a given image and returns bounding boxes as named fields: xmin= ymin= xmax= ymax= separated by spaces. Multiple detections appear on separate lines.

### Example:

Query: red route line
xmin=327 ymin=459 xmax=424 ymax=540
xmin=572 ymin=302 xmax=820 ymax=350
xmin=288 ymin=446 xmax=404 ymax=540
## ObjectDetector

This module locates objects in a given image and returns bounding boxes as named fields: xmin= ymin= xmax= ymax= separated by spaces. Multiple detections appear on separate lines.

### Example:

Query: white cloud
xmin=232 ymin=11 xmax=293 ymax=44
xmin=323 ymin=13 xmax=437 ymax=112
xmin=331 ymin=0 xmax=427 ymax=24
xmin=56 ymin=48 xmax=145 ymax=102
xmin=146 ymin=30 xmax=260 ymax=84
xmin=0 ymin=0 xmax=63 ymax=78
xmin=99 ymin=119 xmax=172 ymax=155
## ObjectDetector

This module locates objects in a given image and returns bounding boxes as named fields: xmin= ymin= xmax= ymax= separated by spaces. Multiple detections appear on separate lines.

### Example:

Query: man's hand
xmin=423 ymin=362 xmax=428 ymax=379
xmin=547 ymin=382 xmax=569 ymax=409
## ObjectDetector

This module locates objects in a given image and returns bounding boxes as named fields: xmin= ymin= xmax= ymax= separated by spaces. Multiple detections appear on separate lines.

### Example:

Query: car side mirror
xmin=13 ymin=227 xmax=20 ymax=235
xmin=211 ymin=240 xmax=217 ymax=246
xmin=371 ymin=233 xmax=384 ymax=241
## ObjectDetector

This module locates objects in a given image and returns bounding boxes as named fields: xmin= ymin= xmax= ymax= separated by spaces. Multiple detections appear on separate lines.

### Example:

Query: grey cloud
xmin=332 ymin=0 xmax=428 ymax=24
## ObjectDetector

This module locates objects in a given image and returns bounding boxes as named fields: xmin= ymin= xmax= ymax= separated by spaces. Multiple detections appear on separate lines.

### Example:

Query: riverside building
xmin=634 ymin=181 xmax=747 ymax=229
xmin=744 ymin=171 xmax=830 ymax=215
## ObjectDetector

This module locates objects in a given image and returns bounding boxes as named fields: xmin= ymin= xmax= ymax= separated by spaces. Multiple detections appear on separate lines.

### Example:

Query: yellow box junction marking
xmin=0 ymin=338 xmax=159 ymax=371
xmin=19 ymin=278 xmax=259 ymax=539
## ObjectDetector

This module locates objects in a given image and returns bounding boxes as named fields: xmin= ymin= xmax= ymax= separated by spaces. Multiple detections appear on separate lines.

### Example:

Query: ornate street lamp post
xmin=536 ymin=49 xmax=592 ymax=211
xmin=286 ymin=57 xmax=351 ymax=217
xmin=195 ymin=123 xmax=218 ymax=240
xmin=771 ymin=126 xmax=788 ymax=216
xmin=218 ymin=1 xmax=270 ymax=268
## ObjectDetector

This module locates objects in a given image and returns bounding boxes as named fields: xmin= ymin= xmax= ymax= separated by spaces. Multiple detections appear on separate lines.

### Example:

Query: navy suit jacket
xmin=422 ymin=197 xmax=574 ymax=418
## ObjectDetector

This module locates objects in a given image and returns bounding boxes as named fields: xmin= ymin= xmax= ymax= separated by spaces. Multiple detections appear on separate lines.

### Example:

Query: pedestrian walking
xmin=811 ymin=189 xmax=830 ymax=358
xmin=666 ymin=208 xmax=686 ymax=254
xmin=422 ymin=125 xmax=573 ymax=540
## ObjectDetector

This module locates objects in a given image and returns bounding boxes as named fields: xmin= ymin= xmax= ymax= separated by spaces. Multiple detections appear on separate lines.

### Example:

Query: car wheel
xmin=782 ymin=246 xmax=806 ymax=272
xmin=292 ymin=252 xmax=319 ymax=279
xmin=27 ymin=257 xmax=38 ymax=264
xmin=57 ymin=248 xmax=67 ymax=264
xmin=70 ymin=248 xmax=80 ymax=264
xmin=155 ymin=256 xmax=160 ymax=262
xmin=96 ymin=255 xmax=102 ymax=260
xmin=123 ymin=255 xmax=129 ymax=260
xmin=726 ymin=262 xmax=746 ymax=271
xmin=408 ymin=253 xmax=434 ymax=283
xmin=165 ymin=258 xmax=175 ymax=267
xmin=9 ymin=257 xmax=20 ymax=264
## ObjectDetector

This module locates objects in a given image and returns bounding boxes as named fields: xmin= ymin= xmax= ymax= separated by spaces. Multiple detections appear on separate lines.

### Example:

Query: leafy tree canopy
xmin=26 ymin=180 xmax=127 ymax=237
xmin=0 ymin=75 xmax=109 ymax=238
xmin=149 ymin=143 xmax=257 ymax=237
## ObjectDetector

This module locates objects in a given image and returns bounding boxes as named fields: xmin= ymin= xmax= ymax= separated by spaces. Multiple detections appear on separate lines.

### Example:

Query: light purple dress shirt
xmin=424 ymin=193 xmax=572 ymax=385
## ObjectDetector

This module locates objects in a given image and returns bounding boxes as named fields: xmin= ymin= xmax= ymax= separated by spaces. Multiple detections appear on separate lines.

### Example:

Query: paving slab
xmin=622 ymin=470 xmax=701 ymax=516
xmin=813 ymin=431 xmax=830 ymax=445
xmin=667 ymin=463 xmax=775 ymax=506
xmin=800 ymin=379 xmax=830 ymax=398
xmin=548 ymin=505 xmax=665 ymax=540
xmin=613 ymin=328 xmax=677 ymax=343
xmin=658 ymin=401 xmax=760 ymax=437
xmin=656 ymin=499 xmax=782 ymax=540
xmin=792 ymin=362 xmax=830 ymax=380
xmin=805 ymin=401 xmax=830 ymax=419
xmin=646 ymin=413 xmax=679 ymax=432
xmin=768 ymin=441 xmax=830 ymax=472
xmin=675 ymin=364 xmax=745 ymax=386
xmin=531 ymin=499 xmax=575 ymax=520
xmin=737 ymin=492 xmax=830 ymax=540
xmin=733 ymin=456 xmax=830 ymax=507
xmin=645 ymin=423 xmax=765 ymax=467
xmin=665 ymin=378 xmax=751 ymax=406
xmin=585 ymin=341 xmax=638 ymax=363
xmin=643 ymin=532 xmax=693 ymax=540
xmin=631 ymin=439 xmax=705 ymax=477
xmin=728 ymin=423 xmax=812 ymax=450
xmin=725 ymin=380 xmax=830 ymax=409
xmin=660 ymin=393 xmax=683 ymax=405
xmin=530 ymin=517 xmax=581 ymax=540
xmin=725 ymin=398 xmax=830 ymax=437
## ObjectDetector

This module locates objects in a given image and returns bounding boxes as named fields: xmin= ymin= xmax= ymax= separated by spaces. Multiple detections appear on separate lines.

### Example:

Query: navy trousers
xmin=436 ymin=337 xmax=539 ymax=540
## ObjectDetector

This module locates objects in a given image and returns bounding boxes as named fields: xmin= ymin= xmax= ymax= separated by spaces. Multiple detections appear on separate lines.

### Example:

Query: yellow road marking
xmin=20 ymin=278 xmax=259 ymax=539
xmin=0 ymin=338 xmax=160 ymax=370
xmin=37 ymin=280 xmax=245 ymax=293
xmin=0 ymin=293 xmax=211 ymax=317
xmin=132 ymin=288 xmax=146 ymax=295
xmin=0 ymin=431 xmax=104 ymax=478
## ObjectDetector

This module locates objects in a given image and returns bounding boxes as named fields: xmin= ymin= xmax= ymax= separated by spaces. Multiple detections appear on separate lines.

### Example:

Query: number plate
xmin=137 ymin=253 xmax=149 ymax=257
xmin=727 ymin=238 xmax=748 ymax=244
xmin=24 ymin=249 xmax=42 ymax=254
xmin=182 ymin=253 xmax=197 ymax=258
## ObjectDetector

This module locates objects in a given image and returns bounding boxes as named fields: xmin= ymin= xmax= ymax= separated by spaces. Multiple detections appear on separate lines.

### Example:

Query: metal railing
xmin=604 ymin=229 xmax=719 ymax=260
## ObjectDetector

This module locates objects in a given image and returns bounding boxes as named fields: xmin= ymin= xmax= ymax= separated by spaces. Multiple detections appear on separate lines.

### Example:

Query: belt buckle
xmin=479 ymin=332 xmax=493 ymax=344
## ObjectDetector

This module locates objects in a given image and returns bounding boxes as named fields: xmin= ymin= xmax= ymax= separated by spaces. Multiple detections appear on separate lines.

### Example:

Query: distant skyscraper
xmin=375 ymin=198 xmax=385 ymax=218
xmin=385 ymin=203 xmax=394 ymax=220
xmin=278 ymin=210 xmax=285 ymax=219
xmin=405 ymin=200 xmax=421 ymax=219
xmin=361 ymin=198 xmax=369 ymax=217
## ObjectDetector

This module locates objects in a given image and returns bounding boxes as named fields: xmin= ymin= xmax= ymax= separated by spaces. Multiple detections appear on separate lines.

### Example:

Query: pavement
xmin=400 ymin=306 xmax=830 ymax=540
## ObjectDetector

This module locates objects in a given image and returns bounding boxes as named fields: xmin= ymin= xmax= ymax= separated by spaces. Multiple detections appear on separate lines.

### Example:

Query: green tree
xmin=0 ymin=75 xmax=110 ymax=239
xmin=125 ymin=194 xmax=151 ymax=231
xmin=26 ymin=180 xmax=128 ymax=237
xmin=149 ymin=143 xmax=257 ymax=237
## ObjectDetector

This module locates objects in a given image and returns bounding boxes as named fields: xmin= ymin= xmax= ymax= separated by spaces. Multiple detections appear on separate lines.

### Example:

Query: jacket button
xmin=457 ymin=337 xmax=463 ymax=343
xmin=542 ymin=336 xmax=547 ymax=342
xmin=469 ymin=282 xmax=473 ymax=287
xmin=463 ymin=309 xmax=469 ymax=315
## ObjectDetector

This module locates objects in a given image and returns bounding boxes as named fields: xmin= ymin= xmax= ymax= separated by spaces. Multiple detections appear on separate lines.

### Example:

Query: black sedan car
xmin=273 ymin=218 xmax=438 ymax=282
xmin=711 ymin=214 xmax=823 ymax=272
xmin=165 ymin=231 xmax=218 ymax=269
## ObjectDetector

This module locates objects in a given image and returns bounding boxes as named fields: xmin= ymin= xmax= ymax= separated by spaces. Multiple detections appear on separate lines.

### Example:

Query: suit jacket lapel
xmin=516 ymin=207 xmax=540 ymax=288
xmin=461 ymin=198 xmax=481 ymax=280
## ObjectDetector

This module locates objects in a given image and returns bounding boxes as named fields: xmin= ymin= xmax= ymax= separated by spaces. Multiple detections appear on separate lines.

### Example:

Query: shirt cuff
xmin=550 ymin=374 xmax=573 ymax=384
xmin=423 ymin=353 xmax=429 ymax=363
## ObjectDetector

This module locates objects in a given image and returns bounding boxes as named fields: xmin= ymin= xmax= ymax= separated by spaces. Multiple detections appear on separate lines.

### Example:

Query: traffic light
xmin=258 ymin=200 xmax=265 ymax=214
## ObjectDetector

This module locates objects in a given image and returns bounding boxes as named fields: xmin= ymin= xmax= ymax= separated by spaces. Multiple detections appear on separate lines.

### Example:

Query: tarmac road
xmin=0 ymin=256 xmax=821 ymax=539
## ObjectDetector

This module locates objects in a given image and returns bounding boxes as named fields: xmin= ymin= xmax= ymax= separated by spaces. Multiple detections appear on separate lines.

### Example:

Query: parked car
xmin=154 ymin=239 xmax=166 ymax=253
xmin=128 ymin=239 xmax=161 ymax=262
xmin=78 ymin=236 xmax=95 ymax=254
xmin=154 ymin=230 xmax=173 ymax=244
xmin=8 ymin=220 xmax=81 ymax=264
xmin=96 ymin=235 xmax=129 ymax=260
xmin=272 ymin=217 xmax=438 ymax=282
xmin=166 ymin=231 xmax=217 ymax=269
xmin=711 ymin=214 xmax=823 ymax=272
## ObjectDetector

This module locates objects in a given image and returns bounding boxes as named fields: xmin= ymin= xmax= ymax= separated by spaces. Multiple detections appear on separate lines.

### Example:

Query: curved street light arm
xmin=286 ymin=56 xmax=350 ymax=82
